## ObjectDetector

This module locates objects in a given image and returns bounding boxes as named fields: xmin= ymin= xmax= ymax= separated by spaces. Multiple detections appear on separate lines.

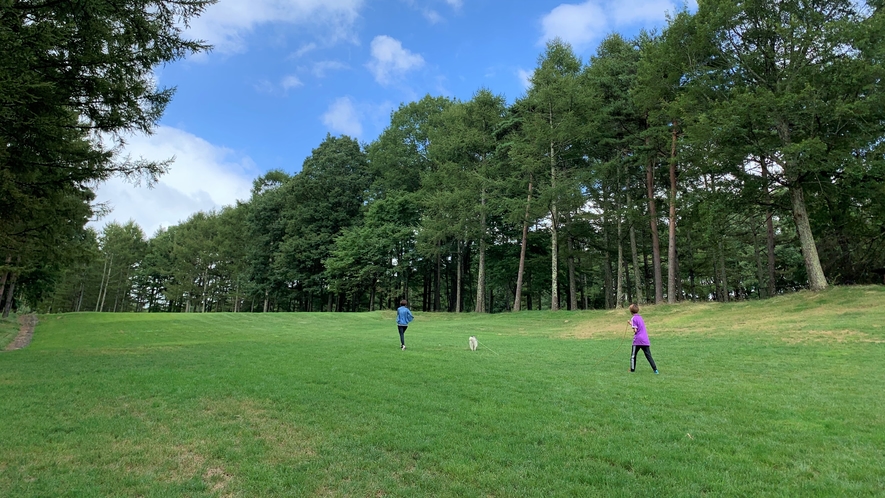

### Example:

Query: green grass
xmin=0 ymin=314 xmax=18 ymax=350
xmin=1 ymin=286 xmax=884 ymax=497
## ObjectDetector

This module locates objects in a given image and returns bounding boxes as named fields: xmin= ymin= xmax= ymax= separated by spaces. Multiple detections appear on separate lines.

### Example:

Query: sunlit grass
xmin=0 ymin=286 xmax=883 ymax=496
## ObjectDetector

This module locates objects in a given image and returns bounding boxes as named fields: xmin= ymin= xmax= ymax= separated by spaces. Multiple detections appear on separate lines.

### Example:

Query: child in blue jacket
xmin=396 ymin=299 xmax=414 ymax=350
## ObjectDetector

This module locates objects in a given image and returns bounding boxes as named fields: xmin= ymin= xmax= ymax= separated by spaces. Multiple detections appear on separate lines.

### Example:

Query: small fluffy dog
xmin=468 ymin=336 xmax=478 ymax=351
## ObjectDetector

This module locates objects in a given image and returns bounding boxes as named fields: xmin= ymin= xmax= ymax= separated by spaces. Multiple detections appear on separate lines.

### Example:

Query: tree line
xmin=5 ymin=1 xmax=885 ymax=315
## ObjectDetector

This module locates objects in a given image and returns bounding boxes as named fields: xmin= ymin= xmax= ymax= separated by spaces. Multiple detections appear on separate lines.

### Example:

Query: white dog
xmin=469 ymin=336 xmax=478 ymax=351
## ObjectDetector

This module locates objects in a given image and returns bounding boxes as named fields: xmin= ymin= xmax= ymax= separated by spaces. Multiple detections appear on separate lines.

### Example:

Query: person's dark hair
xmin=400 ymin=299 xmax=408 ymax=307
xmin=629 ymin=303 xmax=639 ymax=314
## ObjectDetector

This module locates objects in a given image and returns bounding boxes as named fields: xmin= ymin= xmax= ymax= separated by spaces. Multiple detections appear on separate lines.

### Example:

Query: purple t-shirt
xmin=631 ymin=314 xmax=650 ymax=346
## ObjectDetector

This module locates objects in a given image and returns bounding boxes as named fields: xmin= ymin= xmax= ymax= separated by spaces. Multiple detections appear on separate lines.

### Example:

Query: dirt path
xmin=4 ymin=314 xmax=37 ymax=351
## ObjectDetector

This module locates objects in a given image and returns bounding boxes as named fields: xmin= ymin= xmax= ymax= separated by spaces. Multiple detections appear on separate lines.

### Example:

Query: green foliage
xmin=29 ymin=2 xmax=885 ymax=314
xmin=1 ymin=0 xmax=215 ymax=309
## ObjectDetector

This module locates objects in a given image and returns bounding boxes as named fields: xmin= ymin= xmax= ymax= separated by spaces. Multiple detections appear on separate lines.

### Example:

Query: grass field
xmin=0 ymin=314 xmax=19 ymax=350
xmin=1 ymin=286 xmax=884 ymax=497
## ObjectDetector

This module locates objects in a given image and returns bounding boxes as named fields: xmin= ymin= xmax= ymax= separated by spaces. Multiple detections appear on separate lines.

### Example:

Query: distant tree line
xmin=5 ymin=1 xmax=885 ymax=314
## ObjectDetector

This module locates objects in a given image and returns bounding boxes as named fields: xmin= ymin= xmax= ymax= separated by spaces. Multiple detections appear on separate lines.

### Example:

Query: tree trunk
xmin=616 ymin=210 xmax=625 ymax=309
xmin=790 ymin=184 xmax=828 ymax=291
xmin=95 ymin=255 xmax=108 ymax=312
xmin=456 ymin=242 xmax=463 ymax=313
xmin=2 ymin=272 xmax=16 ymax=318
xmin=761 ymin=158 xmax=777 ymax=297
xmin=435 ymin=245 xmax=441 ymax=311
xmin=687 ymin=229 xmax=696 ymax=300
xmin=667 ymin=123 xmax=679 ymax=304
xmin=754 ymin=227 xmax=766 ymax=298
xmin=629 ymin=209 xmax=643 ymax=304
xmin=646 ymin=157 xmax=664 ymax=303
xmin=567 ymin=235 xmax=577 ymax=311
xmin=550 ymin=141 xmax=559 ymax=311
xmin=582 ymin=273 xmax=588 ymax=310
xmin=201 ymin=268 xmax=210 ymax=313
xmin=718 ymin=239 xmax=729 ymax=302
xmin=99 ymin=253 xmax=113 ymax=312
xmin=234 ymin=278 xmax=240 ymax=313
xmin=76 ymin=281 xmax=85 ymax=312
xmin=0 ymin=256 xmax=11 ymax=305
xmin=603 ymin=222 xmax=613 ymax=310
xmin=513 ymin=178 xmax=533 ymax=312
xmin=0 ymin=272 xmax=9 ymax=307
xmin=475 ymin=191 xmax=487 ymax=313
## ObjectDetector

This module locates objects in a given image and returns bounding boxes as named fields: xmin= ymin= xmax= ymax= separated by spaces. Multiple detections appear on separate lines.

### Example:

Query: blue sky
xmin=93 ymin=0 xmax=696 ymax=236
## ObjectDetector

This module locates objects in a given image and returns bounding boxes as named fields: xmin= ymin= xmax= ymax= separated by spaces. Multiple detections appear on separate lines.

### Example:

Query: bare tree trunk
xmin=201 ymin=268 xmax=209 ymax=313
xmin=234 ymin=277 xmax=240 ymax=312
xmin=475 ymin=191 xmax=487 ymax=313
xmin=513 ymin=178 xmax=533 ymax=312
xmin=435 ymin=245 xmax=441 ymax=311
xmin=790 ymin=184 xmax=827 ymax=291
xmin=456 ymin=242 xmax=463 ymax=313
xmin=582 ymin=273 xmax=589 ymax=310
xmin=777 ymin=122 xmax=827 ymax=291
xmin=628 ymin=195 xmax=643 ymax=304
xmin=761 ymin=158 xmax=777 ymax=297
xmin=76 ymin=281 xmax=85 ymax=312
xmin=568 ymin=235 xmax=578 ymax=311
xmin=2 ymin=272 xmax=16 ymax=318
xmin=0 ymin=256 xmax=11 ymax=304
xmin=550 ymin=141 xmax=559 ymax=311
xmin=667 ymin=123 xmax=679 ymax=304
xmin=603 ymin=221 xmax=613 ymax=310
xmin=0 ymin=272 xmax=8 ymax=306
xmin=687 ymin=229 xmax=696 ymax=300
xmin=718 ymin=239 xmax=729 ymax=303
xmin=99 ymin=254 xmax=113 ymax=312
xmin=616 ymin=208 xmax=625 ymax=309
xmin=95 ymin=255 xmax=108 ymax=312
xmin=646 ymin=157 xmax=664 ymax=303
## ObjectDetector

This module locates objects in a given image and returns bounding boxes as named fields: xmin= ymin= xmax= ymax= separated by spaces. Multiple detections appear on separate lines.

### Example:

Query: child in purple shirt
xmin=629 ymin=303 xmax=658 ymax=374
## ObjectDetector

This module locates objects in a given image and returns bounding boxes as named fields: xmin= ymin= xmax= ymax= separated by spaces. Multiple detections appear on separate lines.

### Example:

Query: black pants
xmin=630 ymin=345 xmax=657 ymax=372
xmin=398 ymin=325 xmax=407 ymax=346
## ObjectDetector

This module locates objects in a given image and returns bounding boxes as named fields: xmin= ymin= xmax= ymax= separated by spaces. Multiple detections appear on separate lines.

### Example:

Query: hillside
xmin=0 ymin=286 xmax=882 ymax=497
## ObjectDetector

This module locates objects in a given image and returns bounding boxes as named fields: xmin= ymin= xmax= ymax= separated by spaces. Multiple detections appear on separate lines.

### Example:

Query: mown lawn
xmin=0 ymin=286 xmax=883 ymax=497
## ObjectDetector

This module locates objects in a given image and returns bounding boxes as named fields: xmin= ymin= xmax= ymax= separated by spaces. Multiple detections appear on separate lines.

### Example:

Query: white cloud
xmin=91 ymin=127 xmax=255 ymax=235
xmin=445 ymin=0 xmax=463 ymax=9
xmin=291 ymin=42 xmax=318 ymax=58
xmin=281 ymin=75 xmax=304 ymax=90
xmin=423 ymin=9 xmax=444 ymax=24
xmin=366 ymin=35 xmax=425 ymax=86
xmin=312 ymin=60 xmax=349 ymax=77
xmin=321 ymin=97 xmax=363 ymax=137
xmin=254 ymin=79 xmax=276 ymax=94
xmin=539 ymin=0 xmax=680 ymax=50
xmin=517 ymin=68 xmax=533 ymax=90
xmin=188 ymin=0 xmax=363 ymax=54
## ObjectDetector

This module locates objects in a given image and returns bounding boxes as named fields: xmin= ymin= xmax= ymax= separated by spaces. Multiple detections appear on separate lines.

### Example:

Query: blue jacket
xmin=396 ymin=306 xmax=414 ymax=326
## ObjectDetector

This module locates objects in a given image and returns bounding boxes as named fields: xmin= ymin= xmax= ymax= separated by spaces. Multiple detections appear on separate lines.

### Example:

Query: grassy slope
xmin=0 ymin=314 xmax=19 ymax=350
xmin=0 ymin=286 xmax=883 ymax=497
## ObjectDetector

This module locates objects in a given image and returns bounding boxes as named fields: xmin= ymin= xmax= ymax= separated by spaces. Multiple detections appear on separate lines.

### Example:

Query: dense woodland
xmin=3 ymin=1 xmax=885 ymax=316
